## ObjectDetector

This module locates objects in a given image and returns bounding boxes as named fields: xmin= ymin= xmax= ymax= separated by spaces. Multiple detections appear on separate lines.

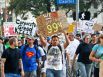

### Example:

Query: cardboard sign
xmin=36 ymin=11 xmax=68 ymax=36
xmin=15 ymin=19 xmax=37 ymax=36
xmin=99 ymin=61 xmax=103 ymax=77
xmin=3 ymin=22 xmax=17 ymax=37
xmin=93 ymin=23 xmax=103 ymax=31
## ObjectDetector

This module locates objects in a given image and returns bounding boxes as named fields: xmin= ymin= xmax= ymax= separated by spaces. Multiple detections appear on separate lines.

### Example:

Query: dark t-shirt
xmin=76 ymin=42 xmax=92 ymax=64
xmin=2 ymin=47 xmax=21 ymax=74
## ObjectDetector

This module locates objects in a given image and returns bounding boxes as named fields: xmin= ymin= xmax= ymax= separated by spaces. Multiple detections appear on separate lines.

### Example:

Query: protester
xmin=65 ymin=33 xmax=80 ymax=77
xmin=75 ymin=33 xmax=83 ymax=43
xmin=89 ymin=34 xmax=103 ymax=77
xmin=39 ymin=31 xmax=69 ymax=77
xmin=20 ymin=36 xmax=41 ymax=77
xmin=1 ymin=37 xmax=24 ymax=77
xmin=73 ymin=34 xmax=93 ymax=77
xmin=90 ymin=33 xmax=98 ymax=76
xmin=0 ymin=37 xmax=3 ymax=76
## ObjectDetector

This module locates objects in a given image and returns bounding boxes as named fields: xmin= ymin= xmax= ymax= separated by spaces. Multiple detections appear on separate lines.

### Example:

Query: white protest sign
xmin=15 ymin=19 xmax=37 ymax=36
xmin=78 ymin=20 xmax=94 ymax=33
xmin=3 ymin=22 xmax=17 ymax=37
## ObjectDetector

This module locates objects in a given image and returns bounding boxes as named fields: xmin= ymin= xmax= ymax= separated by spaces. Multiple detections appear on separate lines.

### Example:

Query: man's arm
xmin=19 ymin=59 xmax=24 ymax=77
xmin=63 ymin=32 xmax=70 ymax=49
xmin=1 ymin=58 xmax=6 ymax=77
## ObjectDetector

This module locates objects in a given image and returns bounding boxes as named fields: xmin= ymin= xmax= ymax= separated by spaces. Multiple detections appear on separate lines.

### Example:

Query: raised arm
xmin=63 ymin=32 xmax=70 ymax=49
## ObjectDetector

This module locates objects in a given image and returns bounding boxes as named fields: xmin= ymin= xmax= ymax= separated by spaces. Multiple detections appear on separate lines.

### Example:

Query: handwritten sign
xmin=36 ymin=11 xmax=68 ymax=36
xmin=92 ymin=23 xmax=103 ymax=31
xmin=78 ymin=20 xmax=94 ymax=33
xmin=3 ymin=22 xmax=17 ymax=37
xmin=15 ymin=19 xmax=37 ymax=36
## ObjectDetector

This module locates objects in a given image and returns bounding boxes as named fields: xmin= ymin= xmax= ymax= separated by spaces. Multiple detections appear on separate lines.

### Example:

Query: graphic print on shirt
xmin=47 ymin=47 xmax=62 ymax=66
xmin=26 ymin=51 xmax=35 ymax=58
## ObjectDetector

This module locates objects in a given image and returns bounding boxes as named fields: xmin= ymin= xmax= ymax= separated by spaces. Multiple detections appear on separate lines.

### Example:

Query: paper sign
xmin=15 ymin=19 xmax=37 ymax=36
xmin=3 ymin=22 xmax=17 ymax=37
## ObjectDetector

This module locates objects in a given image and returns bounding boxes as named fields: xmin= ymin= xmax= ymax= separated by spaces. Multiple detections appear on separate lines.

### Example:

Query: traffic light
xmin=72 ymin=11 xmax=91 ymax=20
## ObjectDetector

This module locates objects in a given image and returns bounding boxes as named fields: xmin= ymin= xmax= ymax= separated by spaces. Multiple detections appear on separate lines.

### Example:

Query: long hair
xmin=97 ymin=34 xmax=103 ymax=44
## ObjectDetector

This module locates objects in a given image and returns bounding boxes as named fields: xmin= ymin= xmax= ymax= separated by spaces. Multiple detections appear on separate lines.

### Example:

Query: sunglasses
xmin=27 ymin=38 xmax=33 ymax=40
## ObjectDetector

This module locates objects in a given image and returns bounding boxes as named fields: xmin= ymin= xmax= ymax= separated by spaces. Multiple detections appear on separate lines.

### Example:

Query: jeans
xmin=46 ymin=69 xmax=63 ymax=77
xmin=25 ymin=70 xmax=37 ymax=77
xmin=94 ymin=67 xmax=99 ymax=77
xmin=77 ymin=62 xmax=92 ymax=77
xmin=5 ymin=73 xmax=20 ymax=77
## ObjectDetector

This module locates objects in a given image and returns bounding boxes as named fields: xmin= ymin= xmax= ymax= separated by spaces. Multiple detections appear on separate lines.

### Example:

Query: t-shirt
xmin=92 ymin=44 xmax=103 ymax=68
xmin=20 ymin=45 xmax=40 ymax=72
xmin=2 ymin=47 xmax=21 ymax=74
xmin=44 ymin=44 xmax=64 ymax=70
xmin=76 ymin=42 xmax=92 ymax=64
xmin=92 ymin=44 xmax=103 ymax=58
xmin=65 ymin=39 xmax=80 ymax=60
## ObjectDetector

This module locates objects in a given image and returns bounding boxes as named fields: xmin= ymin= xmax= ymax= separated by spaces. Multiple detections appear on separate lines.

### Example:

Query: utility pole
xmin=76 ymin=0 xmax=79 ymax=33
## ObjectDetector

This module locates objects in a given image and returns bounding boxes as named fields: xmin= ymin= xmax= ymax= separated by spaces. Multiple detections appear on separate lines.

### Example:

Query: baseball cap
xmin=27 ymin=36 xmax=35 ymax=40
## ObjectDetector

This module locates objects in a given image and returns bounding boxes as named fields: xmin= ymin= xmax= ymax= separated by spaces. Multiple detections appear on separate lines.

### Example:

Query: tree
xmin=9 ymin=0 xmax=103 ymax=17
xmin=9 ymin=0 xmax=48 ymax=17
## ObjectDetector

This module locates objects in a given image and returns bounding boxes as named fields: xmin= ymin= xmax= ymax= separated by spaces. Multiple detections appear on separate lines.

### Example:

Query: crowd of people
xmin=0 ymin=31 xmax=103 ymax=77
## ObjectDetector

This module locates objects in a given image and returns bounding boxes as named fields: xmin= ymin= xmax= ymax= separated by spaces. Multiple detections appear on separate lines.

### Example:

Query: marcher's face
xmin=84 ymin=36 xmax=90 ymax=44
xmin=92 ymin=35 xmax=97 ymax=41
xmin=51 ymin=37 xmax=59 ymax=46
xmin=14 ymin=38 xmax=18 ymax=47
xmin=27 ymin=38 xmax=34 ymax=44
xmin=68 ymin=34 xmax=74 ymax=41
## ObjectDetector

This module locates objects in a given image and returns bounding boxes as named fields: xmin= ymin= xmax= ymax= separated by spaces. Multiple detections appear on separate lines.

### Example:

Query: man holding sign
xmin=37 ymin=30 xmax=69 ymax=77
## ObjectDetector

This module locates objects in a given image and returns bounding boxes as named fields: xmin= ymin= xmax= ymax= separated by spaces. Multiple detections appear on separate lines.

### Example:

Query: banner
xmin=3 ymin=22 xmax=17 ymax=37
xmin=36 ymin=10 xmax=68 ymax=36
xmin=15 ymin=19 xmax=37 ymax=36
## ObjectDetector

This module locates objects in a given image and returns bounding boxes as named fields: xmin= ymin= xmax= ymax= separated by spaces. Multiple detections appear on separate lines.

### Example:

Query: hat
xmin=27 ymin=36 xmax=35 ymax=40
xmin=47 ymin=37 xmax=51 ymax=41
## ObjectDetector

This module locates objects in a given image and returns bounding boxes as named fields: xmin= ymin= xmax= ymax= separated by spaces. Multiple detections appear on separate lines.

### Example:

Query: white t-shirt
xmin=44 ymin=44 xmax=64 ymax=70
xmin=65 ymin=39 xmax=80 ymax=60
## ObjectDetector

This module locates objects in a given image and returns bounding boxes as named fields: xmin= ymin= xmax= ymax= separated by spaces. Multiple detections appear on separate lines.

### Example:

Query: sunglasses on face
xmin=27 ymin=38 xmax=33 ymax=41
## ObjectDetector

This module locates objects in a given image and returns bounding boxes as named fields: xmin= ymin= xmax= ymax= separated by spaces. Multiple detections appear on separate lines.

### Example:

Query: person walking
xmin=73 ymin=34 xmax=93 ymax=77
xmin=39 ymin=31 xmax=69 ymax=77
xmin=1 ymin=37 xmax=24 ymax=77
xmin=20 ymin=36 xmax=40 ymax=77
xmin=89 ymin=34 xmax=103 ymax=77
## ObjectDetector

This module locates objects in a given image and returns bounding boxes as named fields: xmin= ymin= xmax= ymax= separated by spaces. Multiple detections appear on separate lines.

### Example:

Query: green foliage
xmin=9 ymin=0 xmax=102 ymax=17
